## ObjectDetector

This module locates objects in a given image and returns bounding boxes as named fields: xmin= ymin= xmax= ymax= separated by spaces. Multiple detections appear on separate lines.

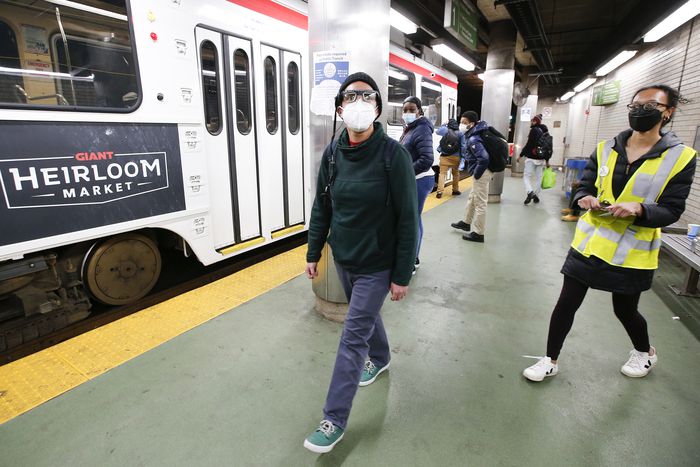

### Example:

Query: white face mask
xmin=341 ymin=101 xmax=377 ymax=132
xmin=459 ymin=124 xmax=468 ymax=133
xmin=402 ymin=112 xmax=417 ymax=124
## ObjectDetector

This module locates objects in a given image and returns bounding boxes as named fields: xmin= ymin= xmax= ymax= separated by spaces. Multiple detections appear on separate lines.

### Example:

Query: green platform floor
xmin=1 ymin=175 xmax=699 ymax=467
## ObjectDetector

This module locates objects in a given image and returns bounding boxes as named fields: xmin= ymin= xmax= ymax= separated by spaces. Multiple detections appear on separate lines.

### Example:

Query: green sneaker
xmin=359 ymin=360 xmax=390 ymax=387
xmin=304 ymin=420 xmax=344 ymax=453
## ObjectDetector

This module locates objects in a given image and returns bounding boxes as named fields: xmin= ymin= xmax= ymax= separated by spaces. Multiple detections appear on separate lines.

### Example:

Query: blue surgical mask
xmin=402 ymin=112 xmax=417 ymax=124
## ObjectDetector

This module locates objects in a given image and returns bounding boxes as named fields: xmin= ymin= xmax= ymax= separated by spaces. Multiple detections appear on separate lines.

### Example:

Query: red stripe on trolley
xmin=227 ymin=0 xmax=308 ymax=30
xmin=389 ymin=53 xmax=458 ymax=89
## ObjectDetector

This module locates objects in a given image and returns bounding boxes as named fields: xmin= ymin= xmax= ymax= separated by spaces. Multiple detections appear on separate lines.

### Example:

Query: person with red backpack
xmin=518 ymin=114 xmax=552 ymax=204
xmin=435 ymin=118 xmax=466 ymax=198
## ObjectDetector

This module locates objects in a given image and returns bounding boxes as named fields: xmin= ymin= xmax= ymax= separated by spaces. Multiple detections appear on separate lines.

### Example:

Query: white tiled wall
xmin=560 ymin=20 xmax=700 ymax=224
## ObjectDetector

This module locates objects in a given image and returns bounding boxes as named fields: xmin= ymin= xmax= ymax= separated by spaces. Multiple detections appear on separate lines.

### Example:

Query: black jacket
xmin=563 ymin=129 xmax=697 ymax=294
xmin=521 ymin=123 xmax=549 ymax=160
xmin=399 ymin=116 xmax=435 ymax=175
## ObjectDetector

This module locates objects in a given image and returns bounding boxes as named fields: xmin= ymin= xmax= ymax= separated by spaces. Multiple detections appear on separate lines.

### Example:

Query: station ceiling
xmin=391 ymin=0 xmax=689 ymax=98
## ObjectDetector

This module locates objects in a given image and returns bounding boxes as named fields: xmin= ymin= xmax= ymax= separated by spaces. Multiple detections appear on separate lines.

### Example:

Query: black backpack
xmin=536 ymin=131 xmax=553 ymax=159
xmin=439 ymin=129 xmax=461 ymax=155
xmin=480 ymin=126 xmax=509 ymax=173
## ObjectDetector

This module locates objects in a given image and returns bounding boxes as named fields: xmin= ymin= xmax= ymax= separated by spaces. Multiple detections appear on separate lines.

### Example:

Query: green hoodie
xmin=307 ymin=123 xmax=419 ymax=286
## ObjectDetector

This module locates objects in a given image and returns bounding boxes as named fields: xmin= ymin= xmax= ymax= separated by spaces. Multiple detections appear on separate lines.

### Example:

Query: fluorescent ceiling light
xmin=390 ymin=8 xmax=417 ymax=34
xmin=560 ymin=91 xmax=575 ymax=101
xmin=389 ymin=69 xmax=409 ymax=81
xmin=421 ymin=81 xmax=442 ymax=92
xmin=477 ymin=73 xmax=485 ymax=80
xmin=45 ymin=0 xmax=127 ymax=21
xmin=431 ymin=43 xmax=475 ymax=71
xmin=0 ymin=66 xmax=94 ymax=82
xmin=644 ymin=0 xmax=700 ymax=42
xmin=595 ymin=50 xmax=637 ymax=76
xmin=574 ymin=77 xmax=597 ymax=93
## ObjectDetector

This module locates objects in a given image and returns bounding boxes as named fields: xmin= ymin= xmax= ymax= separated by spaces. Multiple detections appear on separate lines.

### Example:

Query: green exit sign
xmin=444 ymin=0 xmax=478 ymax=50
xmin=592 ymin=81 xmax=621 ymax=106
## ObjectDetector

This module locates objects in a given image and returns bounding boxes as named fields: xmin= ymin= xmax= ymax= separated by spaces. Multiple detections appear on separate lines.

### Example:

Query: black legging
xmin=546 ymin=275 xmax=650 ymax=360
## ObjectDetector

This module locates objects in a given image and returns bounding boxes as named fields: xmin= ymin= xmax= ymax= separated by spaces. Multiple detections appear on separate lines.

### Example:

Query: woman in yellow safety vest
xmin=523 ymin=84 xmax=697 ymax=382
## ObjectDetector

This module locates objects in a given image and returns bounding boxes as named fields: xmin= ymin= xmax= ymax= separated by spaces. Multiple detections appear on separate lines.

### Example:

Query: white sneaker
xmin=621 ymin=346 xmax=657 ymax=378
xmin=523 ymin=357 xmax=559 ymax=382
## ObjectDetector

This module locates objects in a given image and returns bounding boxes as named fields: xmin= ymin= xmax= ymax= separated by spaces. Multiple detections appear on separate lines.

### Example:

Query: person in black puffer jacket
xmin=522 ymin=84 xmax=697 ymax=383
xmin=518 ymin=114 xmax=551 ymax=204
xmin=450 ymin=111 xmax=493 ymax=243
xmin=399 ymin=96 xmax=435 ymax=273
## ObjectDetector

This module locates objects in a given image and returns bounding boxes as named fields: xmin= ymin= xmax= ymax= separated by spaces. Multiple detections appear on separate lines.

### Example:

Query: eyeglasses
xmin=626 ymin=102 xmax=669 ymax=112
xmin=341 ymin=90 xmax=378 ymax=103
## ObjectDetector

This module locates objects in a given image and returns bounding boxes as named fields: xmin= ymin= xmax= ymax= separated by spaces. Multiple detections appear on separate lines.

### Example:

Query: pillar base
xmin=488 ymin=194 xmax=501 ymax=204
xmin=314 ymin=296 xmax=348 ymax=323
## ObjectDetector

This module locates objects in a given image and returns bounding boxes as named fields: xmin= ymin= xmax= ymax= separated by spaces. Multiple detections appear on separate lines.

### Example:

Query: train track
xmin=0 ymin=234 xmax=307 ymax=365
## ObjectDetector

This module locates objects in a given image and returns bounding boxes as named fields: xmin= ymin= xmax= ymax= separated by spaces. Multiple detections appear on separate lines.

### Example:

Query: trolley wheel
xmin=82 ymin=233 xmax=162 ymax=306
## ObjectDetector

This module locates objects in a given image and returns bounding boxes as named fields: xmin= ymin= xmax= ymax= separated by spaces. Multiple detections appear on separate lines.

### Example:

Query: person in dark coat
xmin=518 ymin=114 xmax=551 ymax=204
xmin=399 ymin=96 xmax=435 ymax=273
xmin=523 ymin=84 xmax=696 ymax=382
xmin=450 ymin=111 xmax=492 ymax=243
xmin=435 ymin=118 xmax=467 ymax=198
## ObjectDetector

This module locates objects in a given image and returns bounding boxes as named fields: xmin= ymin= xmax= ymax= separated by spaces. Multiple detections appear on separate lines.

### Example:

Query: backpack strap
xmin=321 ymin=140 xmax=339 ymax=208
xmin=382 ymin=138 xmax=397 ymax=206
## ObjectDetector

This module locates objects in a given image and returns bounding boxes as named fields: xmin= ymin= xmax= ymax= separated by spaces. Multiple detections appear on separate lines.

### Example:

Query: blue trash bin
xmin=564 ymin=158 xmax=588 ymax=198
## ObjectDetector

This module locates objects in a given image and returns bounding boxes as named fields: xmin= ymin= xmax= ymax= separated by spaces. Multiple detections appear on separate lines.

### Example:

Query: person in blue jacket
xmin=450 ymin=111 xmax=493 ymax=243
xmin=399 ymin=96 xmax=435 ymax=273
xmin=435 ymin=118 xmax=467 ymax=198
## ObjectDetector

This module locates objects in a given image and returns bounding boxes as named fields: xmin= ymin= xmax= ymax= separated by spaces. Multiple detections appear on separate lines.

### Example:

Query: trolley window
xmin=200 ymin=41 xmax=222 ymax=135
xmin=421 ymin=78 xmax=442 ymax=127
xmin=264 ymin=56 xmax=278 ymax=134
xmin=0 ymin=0 xmax=140 ymax=111
xmin=287 ymin=61 xmax=300 ymax=135
xmin=387 ymin=65 xmax=415 ymax=126
xmin=233 ymin=49 xmax=252 ymax=135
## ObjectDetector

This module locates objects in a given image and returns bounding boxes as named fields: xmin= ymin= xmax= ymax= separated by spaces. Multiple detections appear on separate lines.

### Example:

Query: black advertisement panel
xmin=0 ymin=122 xmax=185 ymax=247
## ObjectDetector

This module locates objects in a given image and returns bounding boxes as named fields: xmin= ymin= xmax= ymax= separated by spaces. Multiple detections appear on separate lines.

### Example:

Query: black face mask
xmin=628 ymin=108 xmax=663 ymax=132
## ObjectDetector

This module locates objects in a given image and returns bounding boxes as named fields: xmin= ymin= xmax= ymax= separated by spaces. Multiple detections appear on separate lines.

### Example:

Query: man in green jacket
xmin=303 ymin=72 xmax=418 ymax=454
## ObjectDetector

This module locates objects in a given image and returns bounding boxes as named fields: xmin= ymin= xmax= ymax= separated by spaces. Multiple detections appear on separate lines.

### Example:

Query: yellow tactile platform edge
xmin=0 ymin=177 xmax=472 ymax=425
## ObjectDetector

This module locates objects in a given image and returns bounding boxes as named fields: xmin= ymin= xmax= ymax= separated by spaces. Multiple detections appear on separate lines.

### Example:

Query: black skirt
xmin=560 ymin=248 xmax=654 ymax=294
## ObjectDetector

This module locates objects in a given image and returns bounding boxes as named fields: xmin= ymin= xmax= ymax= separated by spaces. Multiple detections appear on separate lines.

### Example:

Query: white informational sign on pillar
xmin=520 ymin=107 xmax=532 ymax=122
xmin=309 ymin=51 xmax=350 ymax=116
xmin=542 ymin=106 xmax=552 ymax=119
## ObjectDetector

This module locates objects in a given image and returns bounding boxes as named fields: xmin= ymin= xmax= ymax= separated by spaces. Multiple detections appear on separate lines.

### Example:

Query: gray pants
xmin=322 ymin=263 xmax=391 ymax=429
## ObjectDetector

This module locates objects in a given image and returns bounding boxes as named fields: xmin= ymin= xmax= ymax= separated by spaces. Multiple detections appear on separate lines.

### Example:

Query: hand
xmin=546 ymin=162 xmax=550 ymax=168
xmin=305 ymin=262 xmax=318 ymax=279
xmin=607 ymin=202 xmax=642 ymax=218
xmin=390 ymin=283 xmax=408 ymax=301
xmin=517 ymin=156 xmax=522 ymax=162
xmin=577 ymin=195 xmax=601 ymax=210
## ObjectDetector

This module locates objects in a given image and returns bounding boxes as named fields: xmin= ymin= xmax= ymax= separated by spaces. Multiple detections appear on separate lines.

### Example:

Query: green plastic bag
xmin=541 ymin=167 xmax=556 ymax=189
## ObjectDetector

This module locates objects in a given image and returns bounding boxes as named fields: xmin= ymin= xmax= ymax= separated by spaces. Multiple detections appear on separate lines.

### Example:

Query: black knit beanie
xmin=403 ymin=95 xmax=422 ymax=110
xmin=336 ymin=72 xmax=382 ymax=116
xmin=463 ymin=111 xmax=479 ymax=123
